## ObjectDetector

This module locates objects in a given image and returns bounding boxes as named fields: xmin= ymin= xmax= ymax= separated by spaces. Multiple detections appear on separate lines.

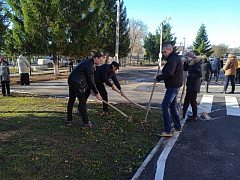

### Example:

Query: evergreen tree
xmin=144 ymin=22 xmax=177 ymax=62
xmin=143 ymin=33 xmax=158 ymax=62
xmin=0 ymin=0 xmax=7 ymax=51
xmin=192 ymin=24 xmax=213 ymax=56
xmin=65 ymin=0 xmax=102 ymax=59
xmin=98 ymin=0 xmax=130 ymax=58
xmin=5 ymin=0 xmax=27 ymax=54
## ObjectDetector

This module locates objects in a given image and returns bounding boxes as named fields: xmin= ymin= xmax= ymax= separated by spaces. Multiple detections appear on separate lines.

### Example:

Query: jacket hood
xmin=228 ymin=54 xmax=236 ymax=59
xmin=189 ymin=56 xmax=202 ymax=66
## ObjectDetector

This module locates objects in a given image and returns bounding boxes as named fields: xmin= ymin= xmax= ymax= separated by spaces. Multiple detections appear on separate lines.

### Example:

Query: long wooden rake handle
xmin=101 ymin=99 xmax=132 ymax=122
xmin=115 ymin=89 xmax=151 ymax=112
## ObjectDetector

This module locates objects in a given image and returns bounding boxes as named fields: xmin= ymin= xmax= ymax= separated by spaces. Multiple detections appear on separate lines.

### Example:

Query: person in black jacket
xmin=182 ymin=52 xmax=202 ymax=122
xmin=78 ymin=61 xmax=125 ymax=115
xmin=67 ymin=53 xmax=103 ymax=127
xmin=201 ymin=55 xmax=213 ymax=93
xmin=153 ymin=43 xmax=183 ymax=137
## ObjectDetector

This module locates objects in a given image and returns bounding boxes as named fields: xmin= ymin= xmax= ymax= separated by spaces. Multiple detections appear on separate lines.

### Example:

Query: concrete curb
xmin=131 ymin=137 xmax=166 ymax=180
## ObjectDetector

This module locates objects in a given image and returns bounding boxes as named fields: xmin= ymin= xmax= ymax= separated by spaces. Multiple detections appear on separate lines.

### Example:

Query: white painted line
xmin=199 ymin=95 xmax=214 ymax=113
xmin=154 ymin=132 xmax=180 ymax=180
xmin=225 ymin=96 xmax=240 ymax=117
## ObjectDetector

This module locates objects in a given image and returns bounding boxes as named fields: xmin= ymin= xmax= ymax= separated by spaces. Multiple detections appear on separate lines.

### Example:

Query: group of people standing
xmin=154 ymin=43 xmax=239 ymax=137
xmin=201 ymin=55 xmax=239 ymax=94
xmin=0 ymin=53 xmax=33 ymax=96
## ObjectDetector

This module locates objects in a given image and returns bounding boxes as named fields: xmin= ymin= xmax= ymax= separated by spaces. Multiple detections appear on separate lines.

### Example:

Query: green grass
xmin=0 ymin=94 xmax=163 ymax=180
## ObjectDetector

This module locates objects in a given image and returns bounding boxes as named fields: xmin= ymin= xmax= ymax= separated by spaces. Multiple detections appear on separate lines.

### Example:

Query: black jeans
xmin=1 ymin=81 xmax=10 ymax=95
xmin=183 ymin=92 xmax=198 ymax=118
xmin=96 ymin=83 xmax=109 ymax=112
xmin=20 ymin=73 xmax=30 ymax=85
xmin=223 ymin=75 xmax=235 ymax=92
xmin=67 ymin=83 xmax=90 ymax=124
xmin=78 ymin=83 xmax=109 ymax=113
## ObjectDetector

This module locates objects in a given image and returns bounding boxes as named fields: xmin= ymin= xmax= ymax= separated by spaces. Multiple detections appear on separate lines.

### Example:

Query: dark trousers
xmin=235 ymin=68 xmax=240 ymax=84
xmin=69 ymin=65 xmax=73 ymax=72
xmin=213 ymin=70 xmax=219 ymax=83
xmin=183 ymin=92 xmax=198 ymax=118
xmin=20 ymin=73 xmax=30 ymax=85
xmin=223 ymin=75 xmax=235 ymax=92
xmin=67 ymin=83 xmax=90 ymax=124
xmin=96 ymin=83 xmax=109 ymax=112
xmin=1 ymin=81 xmax=10 ymax=95
xmin=78 ymin=83 xmax=109 ymax=113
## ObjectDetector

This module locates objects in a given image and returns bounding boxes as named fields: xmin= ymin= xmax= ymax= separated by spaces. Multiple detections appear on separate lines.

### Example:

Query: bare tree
xmin=211 ymin=44 xmax=228 ymax=57
xmin=129 ymin=18 xmax=148 ymax=64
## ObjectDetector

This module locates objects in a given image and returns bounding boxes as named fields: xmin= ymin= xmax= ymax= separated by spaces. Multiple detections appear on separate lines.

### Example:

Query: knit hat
xmin=184 ymin=52 xmax=195 ymax=58
xmin=0 ymin=58 xmax=4 ymax=62
xmin=202 ymin=55 xmax=207 ymax=59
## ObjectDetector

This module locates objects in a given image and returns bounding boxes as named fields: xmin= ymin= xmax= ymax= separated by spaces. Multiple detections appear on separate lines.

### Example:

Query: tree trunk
xmin=53 ymin=49 xmax=60 ymax=75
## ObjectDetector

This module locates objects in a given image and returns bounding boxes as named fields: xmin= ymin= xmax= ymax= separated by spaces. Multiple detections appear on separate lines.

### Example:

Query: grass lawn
xmin=0 ymin=93 xmax=163 ymax=180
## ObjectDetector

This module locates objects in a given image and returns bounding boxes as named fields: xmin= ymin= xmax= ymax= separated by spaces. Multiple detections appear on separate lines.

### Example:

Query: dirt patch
xmin=10 ymin=71 xmax=70 ymax=86
xmin=9 ymin=71 xmax=131 ymax=86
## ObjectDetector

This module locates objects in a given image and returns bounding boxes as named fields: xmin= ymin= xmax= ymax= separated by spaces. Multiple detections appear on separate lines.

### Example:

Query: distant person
xmin=211 ymin=58 xmax=221 ymax=84
xmin=235 ymin=60 xmax=240 ymax=84
xmin=221 ymin=53 xmax=238 ymax=94
xmin=182 ymin=52 xmax=202 ymax=122
xmin=67 ymin=52 xmax=103 ymax=127
xmin=201 ymin=55 xmax=213 ymax=93
xmin=0 ymin=61 xmax=11 ymax=96
xmin=78 ymin=61 xmax=125 ymax=115
xmin=153 ymin=43 xmax=183 ymax=137
xmin=68 ymin=58 xmax=74 ymax=72
xmin=219 ymin=56 xmax=224 ymax=69
xmin=105 ymin=55 xmax=112 ymax=64
xmin=0 ymin=57 xmax=9 ymax=66
xmin=16 ymin=54 xmax=33 ymax=85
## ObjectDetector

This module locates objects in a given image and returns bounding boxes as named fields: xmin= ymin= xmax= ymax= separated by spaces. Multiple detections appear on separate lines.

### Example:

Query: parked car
xmin=223 ymin=56 xmax=227 ymax=60
xmin=37 ymin=57 xmax=53 ymax=67
xmin=209 ymin=56 xmax=215 ymax=61
xmin=37 ymin=57 xmax=68 ymax=68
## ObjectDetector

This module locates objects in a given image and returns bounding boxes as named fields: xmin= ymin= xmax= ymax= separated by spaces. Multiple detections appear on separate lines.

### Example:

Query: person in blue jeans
xmin=154 ymin=43 xmax=183 ymax=137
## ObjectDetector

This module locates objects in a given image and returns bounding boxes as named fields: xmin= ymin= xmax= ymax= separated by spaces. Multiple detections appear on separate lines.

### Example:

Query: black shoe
xmin=221 ymin=91 xmax=226 ymax=94
xmin=84 ymin=121 xmax=96 ymax=127
xmin=67 ymin=120 xmax=77 ymax=126
xmin=77 ymin=109 xmax=81 ymax=115
xmin=3 ymin=94 xmax=6 ymax=96
xmin=228 ymin=91 xmax=234 ymax=94
xmin=186 ymin=116 xmax=198 ymax=122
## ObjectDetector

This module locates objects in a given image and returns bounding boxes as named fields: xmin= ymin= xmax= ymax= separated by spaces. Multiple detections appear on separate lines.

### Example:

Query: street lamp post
xmin=144 ymin=17 xmax=171 ymax=125
xmin=115 ymin=0 xmax=120 ymax=65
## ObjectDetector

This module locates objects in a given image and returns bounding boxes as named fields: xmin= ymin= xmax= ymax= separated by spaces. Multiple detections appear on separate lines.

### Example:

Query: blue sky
xmin=124 ymin=0 xmax=240 ymax=48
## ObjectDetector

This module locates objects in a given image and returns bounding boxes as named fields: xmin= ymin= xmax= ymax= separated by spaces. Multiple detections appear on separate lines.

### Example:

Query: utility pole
xmin=115 ymin=0 xmax=120 ymax=65
xmin=183 ymin=37 xmax=186 ymax=50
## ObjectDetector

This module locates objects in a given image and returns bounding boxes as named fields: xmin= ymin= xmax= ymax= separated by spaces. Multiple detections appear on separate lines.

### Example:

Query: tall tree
xmin=129 ymin=18 xmax=148 ymax=62
xmin=0 ymin=0 xmax=8 ymax=52
xmin=144 ymin=23 xmax=177 ymax=62
xmin=144 ymin=33 xmax=158 ymax=62
xmin=192 ymin=24 xmax=213 ymax=56
xmin=211 ymin=44 xmax=228 ymax=57
xmin=97 ymin=0 xmax=130 ymax=58
xmin=65 ymin=0 xmax=103 ymax=60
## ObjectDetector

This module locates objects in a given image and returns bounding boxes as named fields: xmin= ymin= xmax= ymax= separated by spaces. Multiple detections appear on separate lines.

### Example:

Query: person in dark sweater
xmin=182 ymin=52 xmax=202 ymax=122
xmin=153 ymin=43 xmax=183 ymax=137
xmin=78 ymin=61 xmax=125 ymax=115
xmin=201 ymin=55 xmax=213 ymax=93
xmin=67 ymin=53 xmax=103 ymax=127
